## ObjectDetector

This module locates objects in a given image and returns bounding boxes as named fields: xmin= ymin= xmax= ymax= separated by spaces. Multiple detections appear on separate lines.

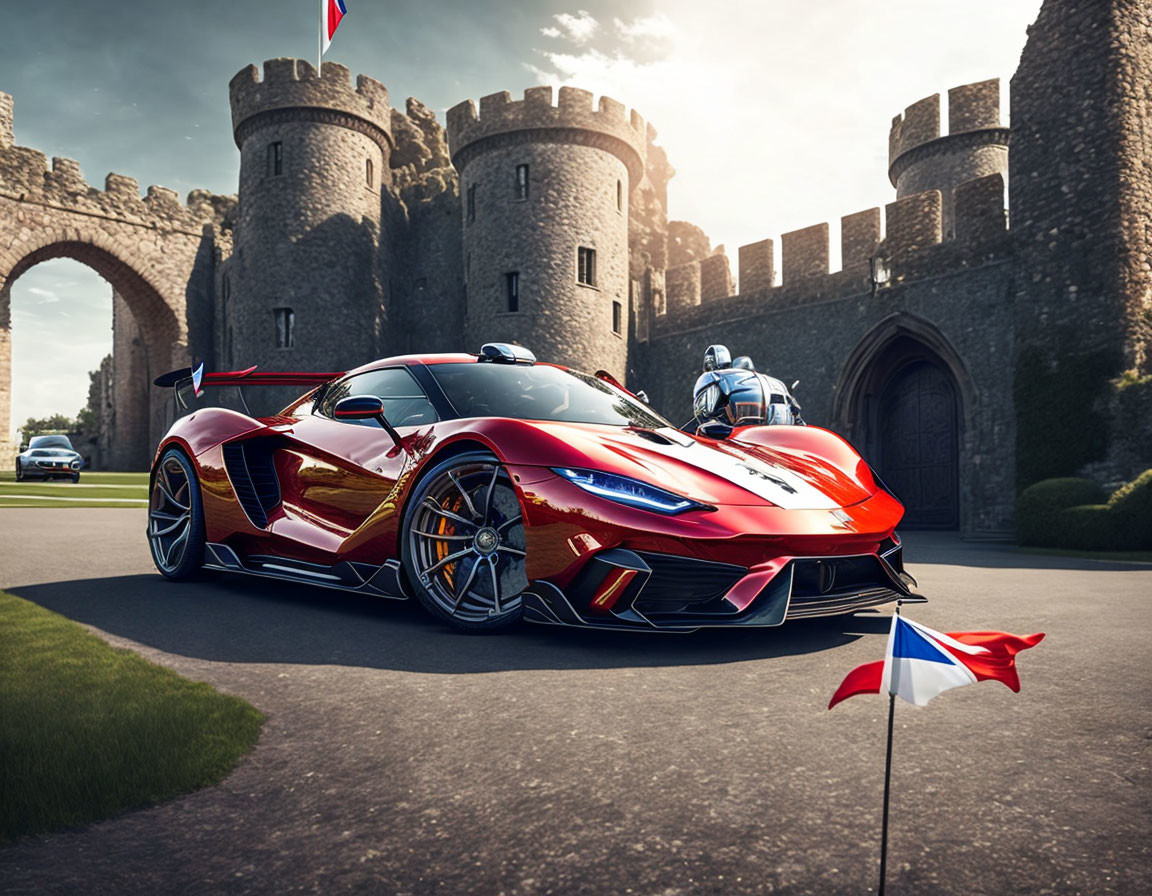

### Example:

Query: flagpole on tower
xmin=878 ymin=600 xmax=902 ymax=896
xmin=318 ymin=0 xmax=323 ymax=73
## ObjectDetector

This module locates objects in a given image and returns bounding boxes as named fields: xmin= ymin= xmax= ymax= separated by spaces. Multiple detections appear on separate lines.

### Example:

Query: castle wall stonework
xmin=1009 ymin=0 xmax=1152 ymax=486
xmin=227 ymin=60 xmax=392 ymax=411
xmin=455 ymin=142 xmax=631 ymax=378
xmin=888 ymin=81 xmax=1009 ymax=237
xmin=447 ymin=86 xmax=646 ymax=380
xmin=0 ymin=89 xmax=229 ymax=462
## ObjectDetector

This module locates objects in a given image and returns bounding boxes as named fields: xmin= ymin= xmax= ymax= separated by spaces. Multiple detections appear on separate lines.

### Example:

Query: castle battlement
xmin=229 ymin=59 xmax=392 ymax=150
xmin=446 ymin=85 xmax=647 ymax=183
xmin=888 ymin=79 xmax=1008 ymax=186
xmin=647 ymin=175 xmax=1007 ymax=328
xmin=0 ymin=93 xmax=233 ymax=232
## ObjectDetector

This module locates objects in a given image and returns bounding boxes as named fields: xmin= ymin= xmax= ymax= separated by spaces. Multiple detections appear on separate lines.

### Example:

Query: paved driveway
xmin=1 ymin=508 xmax=1149 ymax=895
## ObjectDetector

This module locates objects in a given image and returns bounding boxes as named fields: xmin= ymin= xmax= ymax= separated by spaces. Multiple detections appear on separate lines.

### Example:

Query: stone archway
xmin=1 ymin=95 xmax=232 ymax=466
xmin=832 ymin=313 xmax=974 ymax=530
xmin=1 ymin=238 xmax=184 ymax=468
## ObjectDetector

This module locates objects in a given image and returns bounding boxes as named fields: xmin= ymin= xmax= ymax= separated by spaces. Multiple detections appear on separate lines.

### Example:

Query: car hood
xmin=23 ymin=450 xmax=80 ymax=459
xmin=498 ymin=421 xmax=876 ymax=509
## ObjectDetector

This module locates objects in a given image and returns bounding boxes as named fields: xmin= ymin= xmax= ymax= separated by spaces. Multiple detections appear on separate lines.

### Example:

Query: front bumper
xmin=24 ymin=461 xmax=81 ymax=476
xmin=522 ymin=535 xmax=923 ymax=631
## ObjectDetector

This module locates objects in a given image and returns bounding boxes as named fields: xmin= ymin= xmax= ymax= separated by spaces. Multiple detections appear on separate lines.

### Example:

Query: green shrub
xmin=1107 ymin=468 xmax=1152 ymax=549
xmin=1054 ymin=504 xmax=1120 ymax=551
xmin=1018 ymin=472 xmax=1152 ymax=550
xmin=1018 ymin=477 xmax=1106 ymax=545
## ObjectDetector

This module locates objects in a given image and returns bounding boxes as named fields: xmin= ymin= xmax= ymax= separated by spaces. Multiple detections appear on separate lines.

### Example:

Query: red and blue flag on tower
xmin=322 ymin=0 xmax=348 ymax=56
xmin=829 ymin=615 xmax=1044 ymax=708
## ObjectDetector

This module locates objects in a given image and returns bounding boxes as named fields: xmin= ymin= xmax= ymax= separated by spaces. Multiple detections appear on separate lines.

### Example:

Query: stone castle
xmin=0 ymin=0 xmax=1148 ymax=537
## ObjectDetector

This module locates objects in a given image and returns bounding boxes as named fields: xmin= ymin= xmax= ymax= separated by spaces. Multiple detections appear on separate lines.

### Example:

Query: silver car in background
xmin=15 ymin=434 xmax=83 ymax=482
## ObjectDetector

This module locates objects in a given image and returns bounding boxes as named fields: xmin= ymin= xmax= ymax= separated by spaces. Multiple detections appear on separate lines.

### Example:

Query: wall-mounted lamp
xmin=869 ymin=253 xmax=891 ymax=299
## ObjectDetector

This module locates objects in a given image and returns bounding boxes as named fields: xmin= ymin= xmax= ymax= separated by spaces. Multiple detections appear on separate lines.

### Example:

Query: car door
xmin=269 ymin=366 xmax=440 ymax=557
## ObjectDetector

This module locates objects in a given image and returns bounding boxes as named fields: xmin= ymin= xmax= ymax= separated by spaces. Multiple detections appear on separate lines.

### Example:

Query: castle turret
xmin=446 ymin=86 xmax=647 ymax=380
xmin=227 ymin=59 xmax=392 ymax=380
xmin=888 ymin=80 xmax=1009 ymax=237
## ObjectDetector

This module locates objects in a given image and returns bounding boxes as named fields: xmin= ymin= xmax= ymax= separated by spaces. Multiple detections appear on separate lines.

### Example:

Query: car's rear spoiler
xmin=154 ymin=363 xmax=344 ymax=409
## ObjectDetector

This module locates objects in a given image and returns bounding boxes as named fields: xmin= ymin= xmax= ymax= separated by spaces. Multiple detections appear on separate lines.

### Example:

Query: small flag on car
xmin=829 ymin=615 xmax=1044 ymax=709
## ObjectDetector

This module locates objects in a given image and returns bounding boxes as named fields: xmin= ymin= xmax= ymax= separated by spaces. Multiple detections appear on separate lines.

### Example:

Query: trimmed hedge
xmin=1019 ymin=470 xmax=1152 ymax=550
xmin=1018 ymin=478 xmax=1105 ymax=545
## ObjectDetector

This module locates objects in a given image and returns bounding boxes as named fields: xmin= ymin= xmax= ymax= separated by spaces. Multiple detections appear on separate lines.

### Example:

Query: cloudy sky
xmin=1 ymin=0 xmax=1041 ymax=436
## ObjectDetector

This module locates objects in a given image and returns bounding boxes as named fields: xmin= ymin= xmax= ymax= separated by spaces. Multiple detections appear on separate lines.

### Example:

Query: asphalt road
xmin=1 ymin=508 xmax=1149 ymax=895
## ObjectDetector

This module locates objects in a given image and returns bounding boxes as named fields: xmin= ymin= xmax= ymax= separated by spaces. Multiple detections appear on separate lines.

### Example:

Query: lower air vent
xmin=632 ymin=552 xmax=746 ymax=615
xmin=222 ymin=441 xmax=281 ymax=528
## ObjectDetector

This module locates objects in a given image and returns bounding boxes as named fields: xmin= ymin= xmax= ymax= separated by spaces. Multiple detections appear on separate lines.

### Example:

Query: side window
xmin=267 ymin=142 xmax=283 ymax=177
xmin=317 ymin=367 xmax=438 ymax=427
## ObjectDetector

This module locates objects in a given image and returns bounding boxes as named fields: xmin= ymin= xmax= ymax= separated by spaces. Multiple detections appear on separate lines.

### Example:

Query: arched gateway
xmin=833 ymin=313 xmax=974 ymax=530
xmin=0 ymin=91 xmax=232 ymax=468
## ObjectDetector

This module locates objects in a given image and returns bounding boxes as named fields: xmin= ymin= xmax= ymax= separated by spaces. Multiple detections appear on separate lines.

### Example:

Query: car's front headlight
xmin=552 ymin=467 xmax=712 ymax=515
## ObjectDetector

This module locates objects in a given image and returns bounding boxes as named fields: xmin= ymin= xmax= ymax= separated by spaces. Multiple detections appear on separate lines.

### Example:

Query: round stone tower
xmin=228 ymin=58 xmax=392 ymax=381
xmin=446 ymin=86 xmax=647 ymax=380
xmin=888 ymin=79 xmax=1009 ymax=238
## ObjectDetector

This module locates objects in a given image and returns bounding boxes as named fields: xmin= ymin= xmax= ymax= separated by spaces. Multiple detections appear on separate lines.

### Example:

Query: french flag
xmin=322 ymin=0 xmax=348 ymax=56
xmin=829 ymin=615 xmax=1044 ymax=709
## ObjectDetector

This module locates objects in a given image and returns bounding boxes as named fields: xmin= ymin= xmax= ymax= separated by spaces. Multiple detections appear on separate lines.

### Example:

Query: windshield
xmin=428 ymin=363 xmax=672 ymax=429
xmin=29 ymin=435 xmax=73 ymax=450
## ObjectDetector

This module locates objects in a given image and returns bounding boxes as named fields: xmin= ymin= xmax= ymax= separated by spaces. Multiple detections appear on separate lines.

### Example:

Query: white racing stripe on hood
xmin=618 ymin=429 xmax=841 ymax=510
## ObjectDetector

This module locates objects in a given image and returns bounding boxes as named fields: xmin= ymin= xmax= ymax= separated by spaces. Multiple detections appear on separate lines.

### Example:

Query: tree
xmin=20 ymin=413 xmax=77 ymax=444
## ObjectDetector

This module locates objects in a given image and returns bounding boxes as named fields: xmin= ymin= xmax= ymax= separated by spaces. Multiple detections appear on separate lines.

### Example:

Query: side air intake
xmin=222 ymin=440 xmax=281 ymax=528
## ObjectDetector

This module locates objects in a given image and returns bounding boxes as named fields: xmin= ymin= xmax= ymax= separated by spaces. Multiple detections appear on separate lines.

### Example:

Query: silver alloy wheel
xmin=149 ymin=455 xmax=193 ymax=573
xmin=408 ymin=460 xmax=528 ymax=624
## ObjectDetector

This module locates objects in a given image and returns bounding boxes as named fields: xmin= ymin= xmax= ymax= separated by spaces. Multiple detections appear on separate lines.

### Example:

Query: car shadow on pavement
xmin=899 ymin=531 xmax=1152 ymax=571
xmin=10 ymin=572 xmax=892 ymax=674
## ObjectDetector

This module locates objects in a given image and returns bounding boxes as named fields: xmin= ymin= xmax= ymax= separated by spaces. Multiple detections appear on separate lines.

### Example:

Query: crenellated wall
xmin=0 ymin=90 xmax=232 ymax=465
xmin=631 ymin=171 xmax=1013 ymax=536
xmin=888 ymin=80 xmax=1009 ymax=236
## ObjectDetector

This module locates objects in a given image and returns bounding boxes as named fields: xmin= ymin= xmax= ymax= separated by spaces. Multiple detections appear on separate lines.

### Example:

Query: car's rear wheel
xmin=402 ymin=451 xmax=528 ymax=632
xmin=148 ymin=447 xmax=206 ymax=580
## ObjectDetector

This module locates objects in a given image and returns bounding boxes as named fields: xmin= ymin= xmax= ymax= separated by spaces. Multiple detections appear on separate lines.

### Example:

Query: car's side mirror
xmin=334 ymin=395 xmax=385 ymax=420
xmin=334 ymin=395 xmax=402 ymax=449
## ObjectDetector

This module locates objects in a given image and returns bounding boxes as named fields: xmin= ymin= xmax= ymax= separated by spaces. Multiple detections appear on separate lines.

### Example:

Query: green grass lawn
xmin=0 ymin=591 xmax=263 ymax=841
xmin=0 ymin=471 xmax=149 ymax=507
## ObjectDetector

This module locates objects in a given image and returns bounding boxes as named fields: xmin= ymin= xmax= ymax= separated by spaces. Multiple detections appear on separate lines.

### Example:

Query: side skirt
xmin=203 ymin=543 xmax=409 ymax=600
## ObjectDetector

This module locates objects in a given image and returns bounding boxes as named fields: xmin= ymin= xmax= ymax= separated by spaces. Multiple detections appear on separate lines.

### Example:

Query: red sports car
xmin=148 ymin=344 xmax=922 ymax=632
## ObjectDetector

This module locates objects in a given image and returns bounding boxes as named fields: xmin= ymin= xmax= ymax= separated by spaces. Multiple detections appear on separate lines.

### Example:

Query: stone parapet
xmin=446 ymin=86 xmax=647 ymax=184
xmin=229 ymin=59 xmax=392 ymax=151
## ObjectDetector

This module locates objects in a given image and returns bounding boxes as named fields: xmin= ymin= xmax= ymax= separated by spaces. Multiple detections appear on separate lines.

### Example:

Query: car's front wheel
xmin=402 ymin=451 xmax=528 ymax=632
xmin=148 ymin=447 xmax=206 ymax=580
xmin=14 ymin=461 xmax=23 ymax=482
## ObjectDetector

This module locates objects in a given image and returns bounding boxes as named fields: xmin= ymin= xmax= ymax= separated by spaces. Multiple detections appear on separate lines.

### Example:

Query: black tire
xmin=401 ymin=451 xmax=528 ymax=633
xmin=14 ymin=461 xmax=23 ymax=482
xmin=147 ymin=447 xmax=206 ymax=580
xmin=71 ymin=471 xmax=80 ymax=483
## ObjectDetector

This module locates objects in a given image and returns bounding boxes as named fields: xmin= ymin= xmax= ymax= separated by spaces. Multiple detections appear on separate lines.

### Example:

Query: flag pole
xmin=878 ymin=600 xmax=902 ymax=896
xmin=318 ymin=0 xmax=323 ymax=73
